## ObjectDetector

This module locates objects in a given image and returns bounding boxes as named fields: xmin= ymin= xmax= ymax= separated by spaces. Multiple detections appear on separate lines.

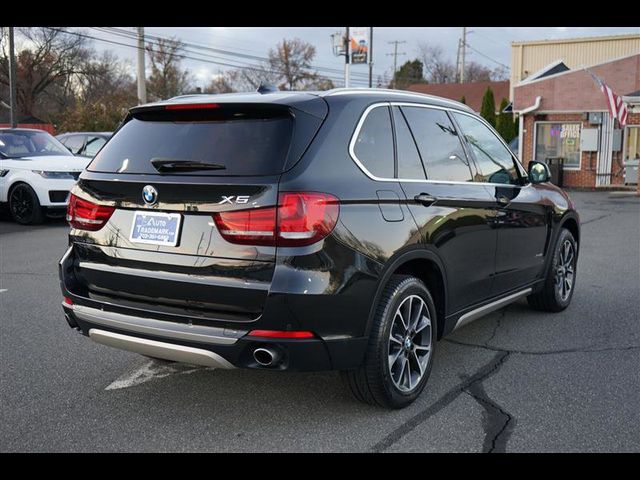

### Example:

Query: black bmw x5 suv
xmin=59 ymin=88 xmax=580 ymax=408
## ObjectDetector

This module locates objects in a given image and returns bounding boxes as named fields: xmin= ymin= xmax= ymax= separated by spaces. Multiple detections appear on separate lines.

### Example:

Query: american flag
xmin=587 ymin=69 xmax=629 ymax=127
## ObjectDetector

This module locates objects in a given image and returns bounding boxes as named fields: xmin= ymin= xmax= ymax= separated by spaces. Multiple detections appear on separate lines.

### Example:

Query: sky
xmin=69 ymin=27 xmax=640 ymax=89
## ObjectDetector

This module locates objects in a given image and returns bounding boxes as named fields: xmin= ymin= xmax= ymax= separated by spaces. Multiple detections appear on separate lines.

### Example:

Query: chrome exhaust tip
xmin=253 ymin=347 xmax=281 ymax=367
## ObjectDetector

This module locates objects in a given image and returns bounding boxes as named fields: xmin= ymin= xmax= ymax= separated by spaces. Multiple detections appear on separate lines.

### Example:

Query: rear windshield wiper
xmin=151 ymin=158 xmax=226 ymax=173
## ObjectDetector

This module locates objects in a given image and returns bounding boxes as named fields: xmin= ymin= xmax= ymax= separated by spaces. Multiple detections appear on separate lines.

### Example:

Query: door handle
xmin=496 ymin=195 xmax=510 ymax=206
xmin=414 ymin=193 xmax=437 ymax=206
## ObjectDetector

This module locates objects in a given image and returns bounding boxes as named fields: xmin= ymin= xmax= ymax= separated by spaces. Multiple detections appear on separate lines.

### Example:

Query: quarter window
xmin=453 ymin=113 xmax=519 ymax=184
xmin=401 ymin=107 xmax=472 ymax=182
xmin=353 ymin=106 xmax=394 ymax=179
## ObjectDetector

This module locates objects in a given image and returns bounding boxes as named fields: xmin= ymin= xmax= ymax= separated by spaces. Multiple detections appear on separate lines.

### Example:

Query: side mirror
xmin=528 ymin=161 xmax=551 ymax=184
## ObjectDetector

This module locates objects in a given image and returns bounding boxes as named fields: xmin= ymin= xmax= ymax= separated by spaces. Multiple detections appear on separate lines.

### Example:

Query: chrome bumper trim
xmin=89 ymin=329 xmax=235 ymax=368
xmin=72 ymin=304 xmax=243 ymax=346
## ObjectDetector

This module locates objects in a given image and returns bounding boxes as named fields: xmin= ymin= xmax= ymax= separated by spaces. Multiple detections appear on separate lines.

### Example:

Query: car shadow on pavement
xmin=0 ymin=208 xmax=67 ymax=234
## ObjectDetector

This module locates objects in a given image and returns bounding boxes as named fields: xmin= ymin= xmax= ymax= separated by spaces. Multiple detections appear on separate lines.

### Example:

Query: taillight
xmin=213 ymin=192 xmax=339 ymax=247
xmin=66 ymin=193 xmax=115 ymax=231
xmin=212 ymin=206 xmax=277 ymax=246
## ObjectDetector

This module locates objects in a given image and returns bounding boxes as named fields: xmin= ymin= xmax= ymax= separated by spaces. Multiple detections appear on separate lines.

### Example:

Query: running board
xmin=89 ymin=329 xmax=235 ymax=368
xmin=453 ymin=288 xmax=532 ymax=331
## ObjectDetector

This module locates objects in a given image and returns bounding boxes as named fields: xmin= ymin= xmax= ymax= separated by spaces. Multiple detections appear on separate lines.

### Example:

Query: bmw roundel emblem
xmin=142 ymin=185 xmax=158 ymax=205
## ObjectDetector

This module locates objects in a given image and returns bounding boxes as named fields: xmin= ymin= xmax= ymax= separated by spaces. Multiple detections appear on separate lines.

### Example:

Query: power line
xmin=44 ymin=27 xmax=369 ymax=87
xmin=463 ymin=42 xmax=510 ymax=70
xmin=93 ymin=26 xmax=380 ymax=82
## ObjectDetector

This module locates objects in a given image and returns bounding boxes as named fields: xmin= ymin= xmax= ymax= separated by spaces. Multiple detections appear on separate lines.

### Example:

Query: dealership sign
xmin=350 ymin=27 xmax=369 ymax=64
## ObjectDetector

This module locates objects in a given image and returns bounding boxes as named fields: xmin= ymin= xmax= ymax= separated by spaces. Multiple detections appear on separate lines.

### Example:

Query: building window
xmin=624 ymin=126 xmax=640 ymax=163
xmin=534 ymin=122 xmax=581 ymax=169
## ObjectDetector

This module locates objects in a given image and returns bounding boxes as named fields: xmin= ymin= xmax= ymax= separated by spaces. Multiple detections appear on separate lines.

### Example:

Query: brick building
xmin=513 ymin=53 xmax=640 ymax=188
xmin=407 ymin=80 xmax=509 ymax=114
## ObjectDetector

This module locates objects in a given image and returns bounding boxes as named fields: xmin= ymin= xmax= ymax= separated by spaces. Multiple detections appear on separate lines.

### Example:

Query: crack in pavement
xmin=463 ymin=381 xmax=515 ymax=453
xmin=484 ymin=308 xmax=506 ymax=347
xmin=580 ymin=213 xmax=615 ymax=225
xmin=370 ymin=351 xmax=510 ymax=453
xmin=444 ymin=338 xmax=640 ymax=356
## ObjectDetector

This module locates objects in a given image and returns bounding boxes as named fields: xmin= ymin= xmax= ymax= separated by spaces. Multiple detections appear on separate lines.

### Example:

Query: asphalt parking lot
xmin=1 ymin=191 xmax=638 ymax=452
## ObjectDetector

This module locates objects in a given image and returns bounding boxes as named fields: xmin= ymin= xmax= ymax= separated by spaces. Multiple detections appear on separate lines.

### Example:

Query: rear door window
xmin=88 ymin=107 xmax=294 ymax=176
xmin=353 ymin=106 xmax=394 ymax=179
xmin=392 ymin=106 xmax=426 ymax=180
xmin=401 ymin=106 xmax=473 ymax=182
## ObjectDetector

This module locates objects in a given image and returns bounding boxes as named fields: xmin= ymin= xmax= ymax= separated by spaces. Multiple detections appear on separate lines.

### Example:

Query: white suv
xmin=0 ymin=128 xmax=91 ymax=224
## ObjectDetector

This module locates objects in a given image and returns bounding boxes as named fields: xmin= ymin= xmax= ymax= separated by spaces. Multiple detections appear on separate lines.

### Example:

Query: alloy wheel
xmin=388 ymin=295 xmax=432 ymax=393
xmin=556 ymin=239 xmax=575 ymax=302
xmin=10 ymin=186 xmax=34 ymax=222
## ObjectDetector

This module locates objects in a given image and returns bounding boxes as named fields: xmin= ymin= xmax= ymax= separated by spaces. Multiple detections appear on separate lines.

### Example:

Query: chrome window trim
xmin=348 ymin=101 xmax=529 ymax=188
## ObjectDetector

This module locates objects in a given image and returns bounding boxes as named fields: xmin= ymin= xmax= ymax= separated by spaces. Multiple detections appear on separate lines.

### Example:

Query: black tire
xmin=342 ymin=275 xmax=437 ymax=409
xmin=8 ymin=183 xmax=44 ymax=225
xmin=527 ymin=228 xmax=578 ymax=312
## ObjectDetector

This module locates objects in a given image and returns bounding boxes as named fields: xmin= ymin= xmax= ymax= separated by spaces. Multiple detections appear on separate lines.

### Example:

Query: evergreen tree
xmin=393 ymin=59 xmax=426 ymax=89
xmin=480 ymin=87 xmax=496 ymax=127
xmin=496 ymin=98 xmax=514 ymax=141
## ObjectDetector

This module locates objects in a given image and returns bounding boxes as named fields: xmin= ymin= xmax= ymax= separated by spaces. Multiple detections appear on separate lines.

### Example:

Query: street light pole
xmin=8 ymin=27 xmax=18 ymax=128
xmin=368 ymin=27 xmax=373 ymax=88
xmin=344 ymin=27 xmax=350 ymax=88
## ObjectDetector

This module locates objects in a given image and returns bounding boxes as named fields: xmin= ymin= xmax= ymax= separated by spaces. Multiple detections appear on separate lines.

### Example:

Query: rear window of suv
xmin=87 ymin=106 xmax=293 ymax=176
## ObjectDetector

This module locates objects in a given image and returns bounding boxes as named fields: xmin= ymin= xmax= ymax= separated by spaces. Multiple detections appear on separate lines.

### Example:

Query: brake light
xmin=165 ymin=103 xmax=220 ymax=110
xmin=247 ymin=330 xmax=315 ymax=339
xmin=212 ymin=206 xmax=277 ymax=246
xmin=213 ymin=192 xmax=339 ymax=247
xmin=63 ymin=296 xmax=73 ymax=306
xmin=66 ymin=193 xmax=115 ymax=231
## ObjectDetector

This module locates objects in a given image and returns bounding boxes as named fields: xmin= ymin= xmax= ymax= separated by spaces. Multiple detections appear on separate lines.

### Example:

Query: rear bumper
xmin=62 ymin=301 xmax=358 ymax=371
xmin=59 ymin=238 xmax=377 ymax=371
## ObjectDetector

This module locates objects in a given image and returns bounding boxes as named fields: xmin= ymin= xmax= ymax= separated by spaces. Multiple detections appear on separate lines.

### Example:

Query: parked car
xmin=57 ymin=132 xmax=113 ymax=158
xmin=0 ymin=128 xmax=91 ymax=224
xmin=59 ymin=89 xmax=580 ymax=408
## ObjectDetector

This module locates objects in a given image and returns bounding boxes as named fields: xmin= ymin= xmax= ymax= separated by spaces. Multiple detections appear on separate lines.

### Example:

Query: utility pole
xmin=368 ymin=27 xmax=373 ymax=88
xmin=344 ymin=27 xmax=350 ymax=88
xmin=387 ymin=40 xmax=406 ymax=89
xmin=460 ymin=27 xmax=467 ymax=84
xmin=8 ymin=27 xmax=18 ymax=127
xmin=137 ymin=27 xmax=147 ymax=105
xmin=455 ymin=38 xmax=461 ymax=83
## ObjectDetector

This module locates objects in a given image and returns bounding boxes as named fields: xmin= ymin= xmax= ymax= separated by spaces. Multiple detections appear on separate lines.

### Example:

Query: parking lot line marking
xmin=0 ymin=289 xmax=7 ymax=293
xmin=106 ymin=359 xmax=213 ymax=390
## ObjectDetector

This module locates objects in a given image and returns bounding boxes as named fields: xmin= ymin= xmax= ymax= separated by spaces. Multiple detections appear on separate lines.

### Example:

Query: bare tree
xmin=58 ymin=51 xmax=137 ymax=132
xmin=0 ymin=27 xmax=90 ymax=119
xmin=204 ymin=71 xmax=236 ymax=94
xmin=229 ymin=65 xmax=280 ymax=92
xmin=490 ymin=65 xmax=509 ymax=81
xmin=146 ymin=38 xmax=192 ymax=101
xmin=417 ymin=43 xmax=456 ymax=83
xmin=267 ymin=38 xmax=318 ymax=90
xmin=464 ymin=61 xmax=492 ymax=82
